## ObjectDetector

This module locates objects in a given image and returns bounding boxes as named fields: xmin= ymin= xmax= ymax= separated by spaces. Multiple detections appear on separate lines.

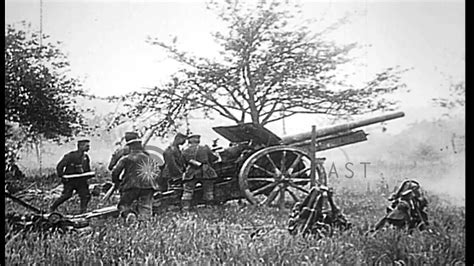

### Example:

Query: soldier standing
xmin=50 ymin=139 xmax=92 ymax=214
xmin=181 ymin=134 xmax=219 ymax=210
xmin=111 ymin=132 xmax=156 ymax=222
xmin=160 ymin=133 xmax=187 ymax=191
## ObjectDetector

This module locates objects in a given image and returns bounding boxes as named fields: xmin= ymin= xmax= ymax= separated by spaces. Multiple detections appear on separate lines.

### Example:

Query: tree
xmin=5 ymin=22 xmax=88 ymax=170
xmin=113 ymin=0 xmax=407 ymax=135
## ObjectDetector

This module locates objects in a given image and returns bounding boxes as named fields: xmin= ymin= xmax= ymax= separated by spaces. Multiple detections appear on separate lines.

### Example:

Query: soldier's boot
xmin=50 ymin=193 xmax=72 ymax=212
xmin=181 ymin=185 xmax=194 ymax=211
xmin=202 ymin=181 xmax=216 ymax=206
xmin=79 ymin=195 xmax=91 ymax=214
xmin=205 ymin=193 xmax=216 ymax=206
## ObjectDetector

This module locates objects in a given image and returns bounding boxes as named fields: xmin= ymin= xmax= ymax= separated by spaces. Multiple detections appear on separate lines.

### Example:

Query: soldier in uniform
xmin=111 ymin=132 xmax=156 ymax=222
xmin=50 ymin=139 xmax=92 ymax=213
xmin=181 ymin=134 xmax=219 ymax=210
xmin=160 ymin=133 xmax=187 ymax=191
xmin=107 ymin=132 xmax=139 ymax=171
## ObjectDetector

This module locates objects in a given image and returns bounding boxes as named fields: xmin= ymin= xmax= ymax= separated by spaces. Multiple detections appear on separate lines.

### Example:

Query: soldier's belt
xmin=62 ymin=171 xmax=96 ymax=179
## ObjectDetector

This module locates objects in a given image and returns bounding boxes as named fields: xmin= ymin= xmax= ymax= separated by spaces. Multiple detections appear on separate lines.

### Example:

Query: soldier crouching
xmin=181 ymin=134 xmax=219 ymax=210
xmin=111 ymin=132 xmax=157 ymax=223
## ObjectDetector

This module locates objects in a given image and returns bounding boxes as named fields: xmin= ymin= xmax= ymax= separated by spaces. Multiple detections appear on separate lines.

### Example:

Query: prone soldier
xmin=50 ymin=139 xmax=92 ymax=214
xmin=181 ymin=134 xmax=219 ymax=210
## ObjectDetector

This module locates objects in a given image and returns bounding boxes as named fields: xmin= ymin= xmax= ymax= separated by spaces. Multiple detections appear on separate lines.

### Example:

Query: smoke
xmin=418 ymin=158 xmax=465 ymax=207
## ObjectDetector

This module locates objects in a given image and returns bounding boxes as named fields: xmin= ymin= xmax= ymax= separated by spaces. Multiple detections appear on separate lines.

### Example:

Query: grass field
xmin=5 ymin=163 xmax=465 ymax=265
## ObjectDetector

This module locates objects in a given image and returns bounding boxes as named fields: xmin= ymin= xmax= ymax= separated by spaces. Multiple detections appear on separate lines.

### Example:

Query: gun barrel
xmin=281 ymin=111 xmax=404 ymax=145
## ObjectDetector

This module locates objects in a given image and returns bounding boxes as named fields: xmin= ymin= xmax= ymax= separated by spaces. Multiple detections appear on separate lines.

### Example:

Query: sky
xmin=5 ymin=0 xmax=465 ymax=136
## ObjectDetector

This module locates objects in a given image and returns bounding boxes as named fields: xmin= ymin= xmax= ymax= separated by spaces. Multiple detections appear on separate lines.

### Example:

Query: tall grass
xmin=5 ymin=169 xmax=465 ymax=265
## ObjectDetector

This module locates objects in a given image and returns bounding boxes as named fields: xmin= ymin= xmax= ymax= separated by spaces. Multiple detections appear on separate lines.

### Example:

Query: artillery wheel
xmin=138 ymin=145 xmax=165 ymax=189
xmin=239 ymin=146 xmax=326 ymax=207
xmin=144 ymin=145 xmax=165 ymax=166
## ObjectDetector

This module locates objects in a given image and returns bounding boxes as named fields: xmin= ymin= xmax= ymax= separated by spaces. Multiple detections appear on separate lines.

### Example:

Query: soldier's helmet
xmin=174 ymin=132 xmax=187 ymax=144
xmin=187 ymin=134 xmax=201 ymax=140
xmin=187 ymin=134 xmax=201 ymax=144
xmin=77 ymin=139 xmax=90 ymax=145
xmin=124 ymin=132 xmax=141 ymax=145
xmin=77 ymin=139 xmax=90 ymax=150
xmin=175 ymin=132 xmax=187 ymax=139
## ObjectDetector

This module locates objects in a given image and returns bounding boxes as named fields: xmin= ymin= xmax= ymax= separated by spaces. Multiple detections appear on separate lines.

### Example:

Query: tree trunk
xmin=244 ymin=65 xmax=260 ymax=125
xmin=281 ymin=110 xmax=287 ymax=135
xmin=248 ymin=90 xmax=260 ymax=124
xmin=34 ymin=139 xmax=43 ymax=176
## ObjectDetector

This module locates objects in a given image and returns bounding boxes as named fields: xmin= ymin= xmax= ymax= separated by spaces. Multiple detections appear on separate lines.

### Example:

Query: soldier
xmin=181 ymin=134 xmax=219 ymax=210
xmin=160 ymin=133 xmax=187 ymax=191
xmin=50 ymin=139 xmax=92 ymax=214
xmin=107 ymin=132 xmax=138 ymax=171
xmin=111 ymin=132 xmax=156 ymax=223
xmin=372 ymin=179 xmax=429 ymax=233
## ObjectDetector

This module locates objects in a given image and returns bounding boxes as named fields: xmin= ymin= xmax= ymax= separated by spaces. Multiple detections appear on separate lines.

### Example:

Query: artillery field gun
xmin=5 ymin=111 xmax=404 ymax=234
xmin=153 ymin=111 xmax=404 ymax=209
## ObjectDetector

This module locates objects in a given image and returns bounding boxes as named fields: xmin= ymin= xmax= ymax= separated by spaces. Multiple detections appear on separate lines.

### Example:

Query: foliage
xmin=114 ymin=0 xmax=407 ymax=134
xmin=5 ymin=22 xmax=89 ymax=166
xmin=105 ymin=89 xmax=190 ymax=140
xmin=5 ymin=121 xmax=26 ymax=168
xmin=5 ymin=22 xmax=88 ymax=141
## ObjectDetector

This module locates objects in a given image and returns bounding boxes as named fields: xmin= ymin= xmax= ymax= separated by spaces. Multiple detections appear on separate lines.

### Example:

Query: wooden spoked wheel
xmin=239 ymin=146 xmax=326 ymax=206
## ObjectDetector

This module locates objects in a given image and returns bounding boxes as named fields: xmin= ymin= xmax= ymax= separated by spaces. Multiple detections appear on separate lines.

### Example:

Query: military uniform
xmin=160 ymin=145 xmax=186 ymax=191
xmin=108 ymin=132 xmax=141 ymax=171
xmin=108 ymin=146 xmax=130 ymax=171
xmin=181 ymin=141 xmax=219 ymax=207
xmin=50 ymin=150 xmax=91 ymax=213
xmin=112 ymin=149 xmax=157 ymax=219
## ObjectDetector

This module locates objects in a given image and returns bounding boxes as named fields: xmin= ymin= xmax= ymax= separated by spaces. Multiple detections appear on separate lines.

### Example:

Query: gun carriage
xmin=153 ymin=111 xmax=405 ymax=210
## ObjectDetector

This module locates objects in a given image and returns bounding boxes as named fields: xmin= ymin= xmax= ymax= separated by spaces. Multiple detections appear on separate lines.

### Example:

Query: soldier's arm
xmin=56 ymin=154 xmax=69 ymax=177
xmin=165 ymin=149 xmax=184 ymax=173
xmin=107 ymin=149 xmax=121 ymax=171
xmin=172 ymin=149 xmax=186 ymax=173
xmin=107 ymin=155 xmax=116 ymax=171
xmin=111 ymin=157 xmax=126 ymax=185
xmin=205 ymin=145 xmax=219 ymax=163
xmin=163 ymin=149 xmax=172 ymax=164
